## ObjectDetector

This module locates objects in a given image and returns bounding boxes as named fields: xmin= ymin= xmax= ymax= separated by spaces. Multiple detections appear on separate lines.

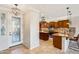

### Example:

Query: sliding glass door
xmin=9 ymin=16 xmax=22 ymax=47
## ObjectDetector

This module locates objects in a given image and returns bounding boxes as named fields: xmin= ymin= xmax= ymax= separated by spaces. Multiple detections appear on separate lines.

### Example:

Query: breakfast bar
xmin=53 ymin=33 xmax=69 ymax=52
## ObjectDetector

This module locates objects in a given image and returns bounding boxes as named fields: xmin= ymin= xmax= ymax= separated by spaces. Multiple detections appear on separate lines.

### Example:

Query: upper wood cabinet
xmin=58 ymin=20 xmax=69 ymax=28
xmin=49 ymin=20 xmax=69 ymax=28
xmin=55 ymin=22 xmax=59 ymax=28
xmin=58 ymin=21 xmax=63 ymax=28
xmin=40 ymin=20 xmax=69 ymax=29
xmin=40 ymin=21 xmax=49 ymax=28
xmin=49 ymin=22 xmax=56 ymax=28
xmin=64 ymin=20 xmax=69 ymax=28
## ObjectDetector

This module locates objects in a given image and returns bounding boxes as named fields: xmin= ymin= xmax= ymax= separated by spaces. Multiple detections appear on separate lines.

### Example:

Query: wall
xmin=0 ymin=8 xmax=10 ymax=51
xmin=70 ymin=16 xmax=79 ymax=36
xmin=23 ymin=9 xmax=40 ymax=49
xmin=23 ymin=12 xmax=30 ymax=48
xmin=30 ymin=10 xmax=40 ymax=49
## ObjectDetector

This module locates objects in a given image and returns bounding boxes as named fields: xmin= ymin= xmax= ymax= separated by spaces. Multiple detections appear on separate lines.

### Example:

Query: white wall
xmin=0 ymin=8 xmax=10 ymax=51
xmin=70 ymin=16 xmax=79 ymax=36
xmin=30 ymin=10 xmax=40 ymax=49
xmin=23 ymin=12 xmax=30 ymax=48
xmin=23 ymin=9 xmax=40 ymax=49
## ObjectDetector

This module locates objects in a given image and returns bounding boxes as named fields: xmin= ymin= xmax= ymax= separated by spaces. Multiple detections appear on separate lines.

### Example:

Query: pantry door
xmin=9 ymin=16 xmax=23 ymax=47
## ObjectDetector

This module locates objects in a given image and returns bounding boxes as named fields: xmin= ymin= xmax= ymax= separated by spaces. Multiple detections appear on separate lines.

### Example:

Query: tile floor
xmin=0 ymin=39 xmax=79 ymax=54
xmin=0 ymin=39 xmax=63 ymax=54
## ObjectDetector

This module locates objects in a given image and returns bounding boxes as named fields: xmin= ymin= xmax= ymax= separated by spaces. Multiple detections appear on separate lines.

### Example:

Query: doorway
xmin=9 ymin=16 xmax=23 ymax=47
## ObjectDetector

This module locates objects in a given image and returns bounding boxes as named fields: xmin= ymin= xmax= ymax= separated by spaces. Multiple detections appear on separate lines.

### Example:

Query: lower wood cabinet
xmin=40 ymin=32 xmax=49 ymax=41
xmin=53 ymin=36 xmax=62 ymax=49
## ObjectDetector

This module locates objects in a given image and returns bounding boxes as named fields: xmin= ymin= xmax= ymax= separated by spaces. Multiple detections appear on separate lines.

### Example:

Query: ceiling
xmin=26 ymin=4 xmax=79 ymax=19
xmin=0 ymin=4 xmax=79 ymax=19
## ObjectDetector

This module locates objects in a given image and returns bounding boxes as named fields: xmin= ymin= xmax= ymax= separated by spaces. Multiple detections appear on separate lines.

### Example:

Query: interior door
xmin=0 ymin=12 xmax=9 ymax=51
xmin=9 ymin=16 xmax=22 ymax=47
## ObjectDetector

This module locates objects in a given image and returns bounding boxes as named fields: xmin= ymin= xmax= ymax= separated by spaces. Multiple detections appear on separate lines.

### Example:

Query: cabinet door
xmin=55 ymin=22 xmax=58 ymax=28
xmin=40 ymin=32 xmax=49 ymax=41
xmin=62 ymin=20 xmax=69 ymax=28
xmin=53 ymin=36 xmax=62 ymax=49
xmin=58 ymin=21 xmax=63 ymax=28
xmin=49 ymin=22 xmax=56 ymax=28
xmin=40 ymin=21 xmax=48 ymax=28
xmin=58 ymin=20 xmax=69 ymax=28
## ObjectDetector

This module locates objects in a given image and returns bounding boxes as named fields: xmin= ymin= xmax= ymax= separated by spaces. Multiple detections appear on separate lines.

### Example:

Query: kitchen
xmin=39 ymin=17 xmax=70 ymax=52
xmin=38 ymin=5 xmax=79 ymax=53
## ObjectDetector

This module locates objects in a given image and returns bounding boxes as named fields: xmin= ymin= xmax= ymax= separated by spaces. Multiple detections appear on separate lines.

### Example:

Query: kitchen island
xmin=53 ymin=33 xmax=69 ymax=52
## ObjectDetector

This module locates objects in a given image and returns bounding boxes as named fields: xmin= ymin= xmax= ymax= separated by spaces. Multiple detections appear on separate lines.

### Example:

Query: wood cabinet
xmin=40 ymin=21 xmax=49 ymax=28
xmin=55 ymin=22 xmax=58 ymax=28
xmin=53 ymin=36 xmax=62 ymax=49
xmin=49 ymin=22 xmax=58 ymax=28
xmin=39 ymin=21 xmax=49 ymax=31
xmin=62 ymin=20 xmax=69 ymax=28
xmin=58 ymin=21 xmax=63 ymax=28
xmin=58 ymin=20 xmax=69 ymax=28
xmin=49 ymin=22 xmax=55 ymax=27
xmin=49 ymin=20 xmax=69 ymax=28
xmin=39 ymin=32 xmax=49 ymax=41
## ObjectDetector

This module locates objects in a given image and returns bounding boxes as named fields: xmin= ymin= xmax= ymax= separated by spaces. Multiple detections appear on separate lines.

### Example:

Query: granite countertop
xmin=40 ymin=28 xmax=69 ymax=37
xmin=40 ymin=31 xmax=49 ymax=33
xmin=40 ymin=28 xmax=49 ymax=33
xmin=52 ymin=33 xmax=68 ymax=37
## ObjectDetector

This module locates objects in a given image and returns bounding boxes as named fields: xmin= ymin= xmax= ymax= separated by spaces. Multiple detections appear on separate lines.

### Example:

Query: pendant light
xmin=66 ymin=7 xmax=72 ymax=25
xmin=12 ymin=4 xmax=21 ymax=16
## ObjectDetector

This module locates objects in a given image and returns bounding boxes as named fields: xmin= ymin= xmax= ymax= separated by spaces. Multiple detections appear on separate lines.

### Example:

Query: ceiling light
xmin=11 ymin=4 xmax=21 ymax=16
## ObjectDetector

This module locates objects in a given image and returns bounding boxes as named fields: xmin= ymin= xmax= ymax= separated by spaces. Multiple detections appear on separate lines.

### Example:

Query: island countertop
xmin=52 ymin=33 xmax=68 ymax=37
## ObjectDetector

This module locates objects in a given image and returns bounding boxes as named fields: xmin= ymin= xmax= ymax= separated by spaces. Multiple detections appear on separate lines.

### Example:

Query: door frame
xmin=8 ymin=14 xmax=23 ymax=47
